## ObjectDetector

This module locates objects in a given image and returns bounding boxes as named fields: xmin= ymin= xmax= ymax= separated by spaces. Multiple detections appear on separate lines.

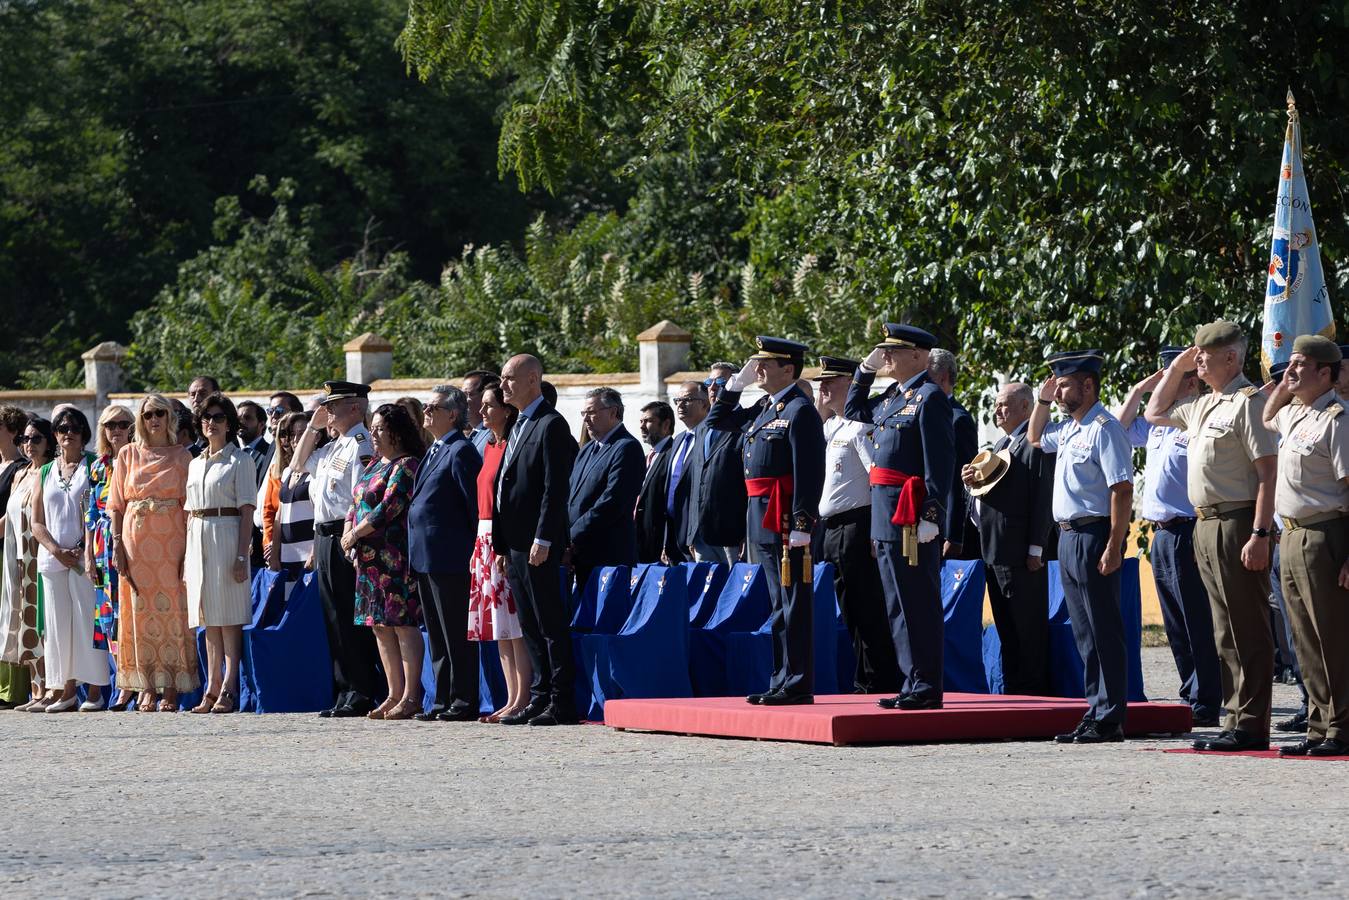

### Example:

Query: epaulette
xmin=1094 ymin=413 xmax=1110 ymax=426
xmin=1238 ymin=385 xmax=1260 ymax=397
xmin=1326 ymin=404 xmax=1345 ymax=420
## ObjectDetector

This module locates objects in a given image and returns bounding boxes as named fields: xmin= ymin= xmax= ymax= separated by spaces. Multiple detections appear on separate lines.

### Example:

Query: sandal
xmin=383 ymin=699 xmax=420 ymax=721
xmin=138 ymin=694 xmax=159 ymax=712
xmin=158 ymin=698 xmax=178 ymax=713
xmin=191 ymin=693 xmax=219 ymax=714
xmin=209 ymin=690 xmax=236 ymax=714
xmin=108 ymin=692 xmax=135 ymax=712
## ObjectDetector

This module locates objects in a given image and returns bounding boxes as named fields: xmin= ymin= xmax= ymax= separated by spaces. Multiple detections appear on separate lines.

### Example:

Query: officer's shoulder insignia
xmin=1239 ymin=385 xmax=1260 ymax=398
xmin=1094 ymin=413 xmax=1109 ymax=426
xmin=1326 ymin=404 xmax=1345 ymax=420
xmin=776 ymin=401 xmax=785 ymax=412
xmin=904 ymin=389 xmax=914 ymax=399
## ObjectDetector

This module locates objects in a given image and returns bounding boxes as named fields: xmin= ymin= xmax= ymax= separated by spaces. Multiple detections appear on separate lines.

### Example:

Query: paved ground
xmin=3 ymin=647 xmax=1341 ymax=898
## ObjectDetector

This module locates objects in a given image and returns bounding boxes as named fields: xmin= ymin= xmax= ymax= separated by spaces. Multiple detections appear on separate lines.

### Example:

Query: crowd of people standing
xmin=0 ymin=324 xmax=1345 ymax=758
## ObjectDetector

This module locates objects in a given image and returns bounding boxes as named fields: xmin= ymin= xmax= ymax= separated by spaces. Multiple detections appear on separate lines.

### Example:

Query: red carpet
xmin=603 ymin=693 xmax=1193 ymax=746
xmin=1163 ymin=748 xmax=1349 ymax=760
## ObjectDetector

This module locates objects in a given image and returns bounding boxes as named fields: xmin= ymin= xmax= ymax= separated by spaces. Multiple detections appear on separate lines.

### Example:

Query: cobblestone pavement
xmin=3 ymin=647 xmax=1341 ymax=898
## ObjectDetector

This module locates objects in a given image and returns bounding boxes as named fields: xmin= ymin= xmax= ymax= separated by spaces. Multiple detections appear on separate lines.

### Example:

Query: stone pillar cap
xmin=342 ymin=332 xmax=393 ymax=352
xmin=81 ymin=341 xmax=129 ymax=362
xmin=635 ymin=321 xmax=691 ymax=343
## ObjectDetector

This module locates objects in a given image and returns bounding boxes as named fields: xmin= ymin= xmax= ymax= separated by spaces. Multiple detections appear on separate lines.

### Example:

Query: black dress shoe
xmin=877 ymin=694 xmax=905 ymax=710
xmin=528 ymin=705 xmax=581 ymax=726
xmin=1279 ymin=738 xmax=1322 ymax=756
xmin=1274 ymin=712 xmax=1309 ymax=733
xmin=438 ymin=707 xmax=479 ymax=722
xmin=1055 ymin=717 xmax=1095 ymax=744
xmin=1196 ymin=728 xmax=1268 ymax=752
xmin=893 ymin=695 xmax=941 ymax=711
xmin=759 ymin=692 xmax=813 ymax=706
xmin=1307 ymin=737 xmax=1348 ymax=757
xmin=1190 ymin=713 xmax=1220 ymax=728
xmin=318 ymin=706 xmax=338 ymax=718
xmin=329 ymin=704 xmax=364 ymax=718
xmin=413 ymin=710 xmax=441 ymax=722
xmin=1074 ymin=721 xmax=1124 ymax=744
xmin=746 ymin=691 xmax=775 ymax=705
xmin=500 ymin=701 xmax=548 ymax=725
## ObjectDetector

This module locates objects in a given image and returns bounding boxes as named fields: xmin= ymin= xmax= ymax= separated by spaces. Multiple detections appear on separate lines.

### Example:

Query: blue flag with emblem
xmin=1260 ymin=91 xmax=1335 ymax=378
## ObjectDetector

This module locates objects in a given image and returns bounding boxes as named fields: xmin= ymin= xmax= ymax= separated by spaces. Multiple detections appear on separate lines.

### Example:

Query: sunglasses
xmin=201 ymin=412 xmax=228 ymax=424
xmin=142 ymin=409 xmax=168 ymax=421
xmin=267 ymin=406 xmax=288 ymax=417
xmin=17 ymin=435 xmax=44 ymax=445
xmin=54 ymin=424 xmax=80 ymax=435
xmin=423 ymin=403 xmax=450 ymax=414
xmin=672 ymin=397 xmax=706 ymax=406
xmin=703 ymin=377 xmax=728 ymax=387
xmin=104 ymin=421 xmax=133 ymax=431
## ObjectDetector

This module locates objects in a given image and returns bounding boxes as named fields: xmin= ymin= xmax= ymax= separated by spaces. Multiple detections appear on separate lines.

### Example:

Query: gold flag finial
xmin=1287 ymin=89 xmax=1297 ymax=112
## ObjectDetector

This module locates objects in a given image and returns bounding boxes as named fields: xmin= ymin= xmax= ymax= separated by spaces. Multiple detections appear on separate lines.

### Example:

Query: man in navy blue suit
xmin=707 ymin=337 xmax=825 ymax=705
xmin=847 ymin=323 xmax=955 ymax=710
xmin=408 ymin=385 xmax=483 ymax=722
xmin=566 ymin=387 xmax=645 ymax=593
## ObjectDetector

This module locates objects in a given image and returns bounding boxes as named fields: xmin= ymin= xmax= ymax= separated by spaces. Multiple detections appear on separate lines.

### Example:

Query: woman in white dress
xmin=31 ymin=407 xmax=110 ymax=712
xmin=184 ymin=393 xmax=256 ymax=714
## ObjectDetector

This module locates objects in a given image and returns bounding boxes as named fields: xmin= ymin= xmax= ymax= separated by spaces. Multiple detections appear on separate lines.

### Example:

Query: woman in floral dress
xmin=342 ymin=403 xmax=423 ymax=721
xmin=86 ymin=404 xmax=135 ymax=709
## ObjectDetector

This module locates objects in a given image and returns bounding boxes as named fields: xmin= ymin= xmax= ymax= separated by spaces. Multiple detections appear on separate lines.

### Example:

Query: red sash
xmin=745 ymin=475 xmax=794 ymax=533
xmin=869 ymin=466 xmax=925 ymax=526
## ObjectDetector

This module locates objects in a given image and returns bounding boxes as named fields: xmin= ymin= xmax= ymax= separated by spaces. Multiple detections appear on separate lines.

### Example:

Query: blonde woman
xmin=86 ymin=404 xmax=135 ymax=709
xmin=108 ymin=395 xmax=199 ymax=711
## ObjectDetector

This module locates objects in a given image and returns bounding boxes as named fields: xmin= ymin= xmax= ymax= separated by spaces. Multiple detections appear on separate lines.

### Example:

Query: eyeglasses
xmin=201 ymin=412 xmax=228 ymax=424
xmin=266 ymin=405 xmax=288 ymax=417
xmin=17 ymin=435 xmax=43 ymax=445
xmin=672 ymin=397 xmax=706 ymax=406
xmin=104 ymin=421 xmax=133 ymax=431
xmin=54 ymin=424 xmax=79 ymax=435
xmin=142 ymin=409 xmax=168 ymax=421
xmin=702 ymin=377 xmax=728 ymax=387
xmin=423 ymin=404 xmax=449 ymax=414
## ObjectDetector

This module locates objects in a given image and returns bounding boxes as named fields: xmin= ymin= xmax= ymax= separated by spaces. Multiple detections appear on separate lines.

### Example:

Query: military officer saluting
xmin=846 ymin=324 xmax=954 ymax=710
xmin=1261 ymin=336 xmax=1349 ymax=757
xmin=1029 ymin=350 xmax=1134 ymax=744
xmin=1147 ymin=321 xmax=1280 ymax=752
xmin=706 ymin=337 xmax=825 ymax=705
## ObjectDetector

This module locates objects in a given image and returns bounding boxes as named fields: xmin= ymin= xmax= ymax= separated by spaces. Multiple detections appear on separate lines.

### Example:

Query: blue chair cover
xmin=1044 ymin=558 xmax=1146 ymax=701
xmin=570 ymin=566 xmax=632 ymax=633
xmin=941 ymin=559 xmax=989 ymax=694
xmin=688 ymin=563 xmax=771 ymax=696
xmin=724 ymin=562 xmax=842 ymax=696
xmin=578 ymin=565 xmax=692 ymax=720
xmin=246 ymin=571 xmax=334 ymax=712
xmin=685 ymin=562 xmax=728 ymax=627
xmin=236 ymin=568 xmax=287 ymax=712
xmin=628 ymin=563 xmax=654 ymax=595
xmin=417 ymin=632 xmax=508 ymax=715
xmin=981 ymin=624 xmax=1007 ymax=695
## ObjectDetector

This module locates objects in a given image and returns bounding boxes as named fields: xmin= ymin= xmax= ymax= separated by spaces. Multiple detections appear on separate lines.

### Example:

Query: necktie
xmin=702 ymin=425 xmax=713 ymax=460
xmin=667 ymin=433 xmax=692 ymax=516
xmin=646 ymin=449 xmax=656 ymax=469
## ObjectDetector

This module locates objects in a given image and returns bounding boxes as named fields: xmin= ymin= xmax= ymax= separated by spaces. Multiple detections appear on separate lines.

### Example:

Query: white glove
xmin=726 ymin=358 xmax=758 ymax=392
xmin=860 ymin=347 xmax=886 ymax=374
xmin=917 ymin=521 xmax=939 ymax=544
xmin=788 ymin=529 xmax=811 ymax=548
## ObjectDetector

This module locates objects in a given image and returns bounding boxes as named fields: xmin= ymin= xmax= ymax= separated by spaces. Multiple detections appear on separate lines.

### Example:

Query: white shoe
xmin=78 ymin=699 xmax=103 ymax=712
xmin=45 ymin=695 xmax=78 ymax=713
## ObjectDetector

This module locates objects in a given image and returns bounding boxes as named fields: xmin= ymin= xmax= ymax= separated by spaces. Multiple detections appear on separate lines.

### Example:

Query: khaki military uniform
xmin=1167 ymin=374 xmax=1280 ymax=735
xmin=1273 ymin=390 xmax=1349 ymax=742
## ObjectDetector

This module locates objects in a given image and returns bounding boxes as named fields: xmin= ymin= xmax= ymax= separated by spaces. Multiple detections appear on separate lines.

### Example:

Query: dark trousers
xmin=746 ymin=540 xmax=814 ymax=696
xmin=418 ymin=571 xmax=479 ymax=714
xmin=1150 ymin=520 xmax=1222 ymax=717
xmin=314 ymin=525 xmax=382 ymax=707
xmin=1058 ymin=521 xmax=1127 ymax=725
xmin=875 ymin=538 xmax=943 ymax=701
xmin=1270 ymin=547 xmax=1309 ymax=712
xmin=987 ymin=562 xmax=1050 ymax=696
xmin=505 ymin=548 xmax=575 ymax=713
xmin=820 ymin=507 xmax=900 ymax=693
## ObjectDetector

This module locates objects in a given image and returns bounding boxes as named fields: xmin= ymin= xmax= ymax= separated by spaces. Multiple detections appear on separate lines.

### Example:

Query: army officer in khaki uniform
xmin=1146 ymin=321 xmax=1280 ymax=752
xmin=1261 ymin=335 xmax=1349 ymax=757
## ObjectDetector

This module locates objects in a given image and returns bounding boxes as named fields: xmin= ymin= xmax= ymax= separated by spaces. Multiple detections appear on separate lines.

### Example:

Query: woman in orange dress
xmin=107 ymin=394 xmax=201 ymax=711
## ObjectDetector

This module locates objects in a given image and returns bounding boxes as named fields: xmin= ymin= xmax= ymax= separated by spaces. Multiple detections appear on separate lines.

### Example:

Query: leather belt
xmin=1153 ymin=516 xmax=1196 ymax=531
xmin=314 ymin=519 xmax=346 ymax=537
xmin=1059 ymin=515 xmax=1108 ymax=532
xmin=1282 ymin=511 xmax=1349 ymax=530
xmin=821 ymin=505 xmax=870 ymax=528
xmin=190 ymin=507 xmax=240 ymax=518
xmin=1194 ymin=501 xmax=1252 ymax=521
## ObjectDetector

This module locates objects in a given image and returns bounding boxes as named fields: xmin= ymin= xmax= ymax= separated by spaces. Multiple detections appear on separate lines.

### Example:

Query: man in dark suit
xmin=682 ymin=370 xmax=748 ymax=565
xmin=663 ymin=381 xmax=709 ymax=566
xmin=847 ymin=323 xmax=955 ymax=710
xmin=930 ymin=348 xmax=981 ymax=560
xmin=566 ymin=388 xmax=645 ymax=591
xmin=493 ymin=354 xmax=580 ymax=726
xmin=635 ymin=400 xmax=676 ymax=563
xmin=962 ymin=382 xmax=1055 ymax=697
xmin=708 ymin=337 xmax=826 ymax=705
xmin=409 ymin=385 xmax=483 ymax=722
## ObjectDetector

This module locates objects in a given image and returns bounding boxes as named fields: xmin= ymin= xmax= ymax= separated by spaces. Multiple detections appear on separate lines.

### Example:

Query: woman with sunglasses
xmin=184 ymin=393 xmax=256 ymax=713
xmin=86 ymin=404 xmax=135 ymax=710
xmin=3 ymin=417 xmax=53 ymax=709
xmin=107 ymin=394 xmax=199 ymax=711
xmin=269 ymin=412 xmax=322 ymax=588
xmin=31 ymin=407 xmax=110 ymax=712
xmin=0 ymin=406 xmax=34 ymax=708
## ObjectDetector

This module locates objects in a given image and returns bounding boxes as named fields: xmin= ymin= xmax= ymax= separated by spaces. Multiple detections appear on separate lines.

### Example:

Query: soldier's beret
xmin=1292 ymin=334 xmax=1342 ymax=364
xmin=1193 ymin=320 xmax=1244 ymax=348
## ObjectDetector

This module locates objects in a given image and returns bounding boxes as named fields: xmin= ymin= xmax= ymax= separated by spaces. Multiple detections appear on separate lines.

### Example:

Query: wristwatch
xmin=1251 ymin=527 xmax=1271 ymax=538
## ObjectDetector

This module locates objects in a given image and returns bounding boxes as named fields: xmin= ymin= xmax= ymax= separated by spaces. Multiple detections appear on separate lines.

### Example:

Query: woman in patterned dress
xmin=109 ymin=394 xmax=200 ymax=712
xmin=0 ymin=407 xmax=36 ymax=707
xmin=341 ymin=403 xmax=423 ymax=720
xmin=86 ymin=404 xmax=135 ymax=710
xmin=467 ymin=385 xmax=530 ymax=722
xmin=4 ymin=418 xmax=53 ymax=710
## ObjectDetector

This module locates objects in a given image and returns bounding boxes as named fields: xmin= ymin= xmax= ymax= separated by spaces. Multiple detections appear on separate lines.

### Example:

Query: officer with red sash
xmin=707 ymin=336 xmax=825 ymax=705
xmin=846 ymin=324 xmax=954 ymax=710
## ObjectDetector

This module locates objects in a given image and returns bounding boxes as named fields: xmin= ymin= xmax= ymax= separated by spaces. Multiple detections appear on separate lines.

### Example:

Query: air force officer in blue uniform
xmin=707 ymin=337 xmax=825 ymax=705
xmin=846 ymin=324 xmax=954 ymax=710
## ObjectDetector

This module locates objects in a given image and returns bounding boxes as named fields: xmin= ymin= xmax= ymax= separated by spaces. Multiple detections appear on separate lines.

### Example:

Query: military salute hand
xmin=1038 ymin=374 xmax=1057 ymax=403
xmin=726 ymin=358 xmax=758 ymax=392
xmin=860 ymin=347 xmax=887 ymax=374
